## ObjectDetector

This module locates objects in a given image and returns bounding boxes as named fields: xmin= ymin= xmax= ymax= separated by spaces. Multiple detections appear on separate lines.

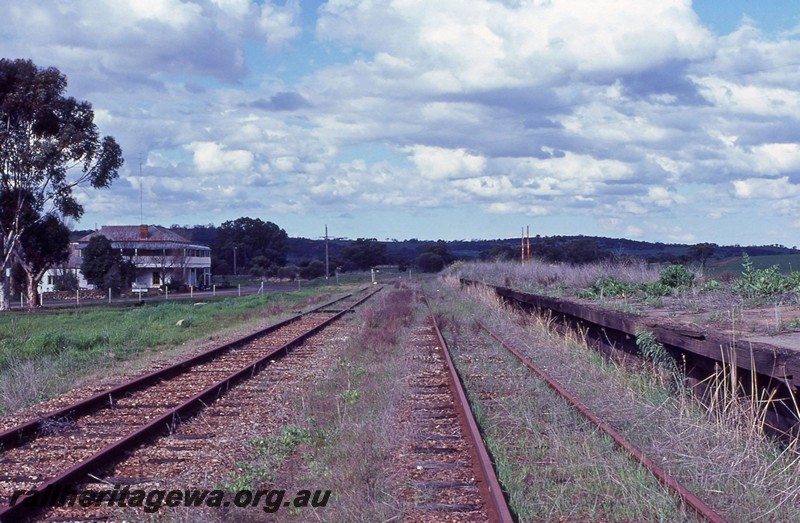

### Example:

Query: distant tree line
xmin=68 ymin=221 xmax=793 ymax=293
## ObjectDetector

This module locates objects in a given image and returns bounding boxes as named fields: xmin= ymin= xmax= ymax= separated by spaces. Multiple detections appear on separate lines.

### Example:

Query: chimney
xmin=139 ymin=224 xmax=148 ymax=239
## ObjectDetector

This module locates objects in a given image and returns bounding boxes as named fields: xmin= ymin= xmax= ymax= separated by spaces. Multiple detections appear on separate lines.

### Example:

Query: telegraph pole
xmin=325 ymin=225 xmax=330 ymax=279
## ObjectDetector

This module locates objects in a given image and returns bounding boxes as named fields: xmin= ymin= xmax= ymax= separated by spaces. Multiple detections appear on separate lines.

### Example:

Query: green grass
xmin=0 ymin=288 xmax=340 ymax=413
xmin=710 ymin=253 xmax=800 ymax=275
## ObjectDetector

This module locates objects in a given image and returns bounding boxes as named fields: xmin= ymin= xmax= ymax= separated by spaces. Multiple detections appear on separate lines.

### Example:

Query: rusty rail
xmin=424 ymin=298 xmax=515 ymax=523
xmin=475 ymin=319 xmax=728 ymax=523
xmin=0 ymin=287 xmax=380 ymax=522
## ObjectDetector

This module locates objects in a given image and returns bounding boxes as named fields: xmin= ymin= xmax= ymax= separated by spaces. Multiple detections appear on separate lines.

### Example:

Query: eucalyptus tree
xmin=15 ymin=213 xmax=71 ymax=308
xmin=0 ymin=58 xmax=123 ymax=310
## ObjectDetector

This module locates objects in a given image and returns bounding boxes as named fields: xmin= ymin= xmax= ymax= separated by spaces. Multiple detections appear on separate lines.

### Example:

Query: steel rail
xmin=475 ymin=319 xmax=728 ymax=523
xmin=423 ymin=299 xmax=515 ymax=523
xmin=0 ymin=287 xmax=380 ymax=523
xmin=0 ymin=290 xmax=360 ymax=452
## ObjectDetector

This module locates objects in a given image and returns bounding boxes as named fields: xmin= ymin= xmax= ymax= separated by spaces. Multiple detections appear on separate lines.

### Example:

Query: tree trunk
xmin=0 ymin=275 xmax=9 ymax=311
xmin=25 ymin=271 xmax=40 ymax=309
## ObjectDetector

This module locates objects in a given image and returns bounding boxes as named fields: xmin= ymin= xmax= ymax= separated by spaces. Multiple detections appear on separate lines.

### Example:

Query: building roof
xmin=78 ymin=225 xmax=210 ymax=250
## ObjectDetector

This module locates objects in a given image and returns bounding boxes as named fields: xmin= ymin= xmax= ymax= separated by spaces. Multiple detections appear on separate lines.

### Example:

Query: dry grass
xmin=434 ymin=277 xmax=800 ymax=522
xmin=273 ymin=286 xmax=418 ymax=522
xmin=452 ymin=259 xmax=663 ymax=295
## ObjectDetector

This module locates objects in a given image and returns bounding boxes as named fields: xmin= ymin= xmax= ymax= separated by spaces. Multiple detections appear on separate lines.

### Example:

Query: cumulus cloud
xmin=405 ymin=145 xmax=486 ymax=180
xmin=732 ymin=176 xmax=800 ymax=200
xmin=187 ymin=141 xmax=255 ymax=174
xmin=6 ymin=0 xmax=800 ymax=242
xmin=0 ymin=0 xmax=302 ymax=82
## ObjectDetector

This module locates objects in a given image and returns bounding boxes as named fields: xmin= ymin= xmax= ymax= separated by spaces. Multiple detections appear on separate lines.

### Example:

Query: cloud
xmin=7 ymin=0 xmax=800 ymax=243
xmin=732 ymin=176 xmax=800 ymax=200
xmin=187 ymin=141 xmax=255 ymax=174
xmin=0 ymin=0 xmax=303 ymax=83
xmin=752 ymin=143 xmax=800 ymax=175
xmin=405 ymin=145 xmax=486 ymax=180
xmin=645 ymin=186 xmax=688 ymax=207
xmin=249 ymin=92 xmax=312 ymax=111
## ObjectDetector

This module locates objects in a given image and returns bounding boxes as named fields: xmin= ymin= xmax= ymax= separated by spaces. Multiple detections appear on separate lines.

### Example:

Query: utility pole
xmin=325 ymin=224 xmax=329 ymax=279
xmin=525 ymin=225 xmax=531 ymax=261
xmin=233 ymin=246 xmax=237 ymax=276
xmin=521 ymin=226 xmax=525 ymax=265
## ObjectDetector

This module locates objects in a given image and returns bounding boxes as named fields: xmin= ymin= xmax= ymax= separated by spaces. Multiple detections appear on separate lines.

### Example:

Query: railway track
xmin=400 ymin=300 xmax=512 ymax=522
xmin=0 ymin=287 xmax=379 ymax=522
xmin=473 ymin=319 xmax=727 ymax=523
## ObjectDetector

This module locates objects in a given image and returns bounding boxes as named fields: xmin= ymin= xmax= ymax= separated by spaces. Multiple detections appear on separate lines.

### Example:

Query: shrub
xmin=699 ymin=280 xmax=722 ymax=293
xmin=579 ymin=276 xmax=634 ymax=299
xmin=638 ymin=281 xmax=673 ymax=297
xmin=300 ymin=260 xmax=326 ymax=280
xmin=658 ymin=264 xmax=695 ymax=288
xmin=733 ymin=253 xmax=797 ymax=298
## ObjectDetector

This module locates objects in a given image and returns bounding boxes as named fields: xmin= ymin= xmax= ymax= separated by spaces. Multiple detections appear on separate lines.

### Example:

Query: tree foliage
xmin=479 ymin=245 xmax=517 ymax=262
xmin=418 ymin=240 xmax=454 ymax=264
xmin=688 ymin=242 xmax=716 ymax=271
xmin=81 ymin=236 xmax=135 ymax=293
xmin=415 ymin=240 xmax=453 ymax=272
xmin=212 ymin=217 xmax=287 ymax=276
xmin=339 ymin=238 xmax=386 ymax=271
xmin=536 ymin=237 xmax=609 ymax=265
xmin=0 ymin=59 xmax=123 ymax=309
xmin=415 ymin=252 xmax=446 ymax=273
xmin=17 ymin=214 xmax=71 ymax=307
xmin=0 ymin=189 xmax=70 ymax=307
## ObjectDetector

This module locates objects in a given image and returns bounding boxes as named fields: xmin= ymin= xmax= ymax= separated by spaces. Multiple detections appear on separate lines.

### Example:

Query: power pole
xmin=527 ymin=225 xmax=531 ymax=262
xmin=521 ymin=226 xmax=525 ymax=265
xmin=325 ymin=225 xmax=330 ymax=279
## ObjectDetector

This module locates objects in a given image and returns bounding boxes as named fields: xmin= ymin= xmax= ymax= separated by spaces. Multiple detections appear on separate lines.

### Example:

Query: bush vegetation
xmin=576 ymin=264 xmax=696 ymax=300
xmin=733 ymin=253 xmax=800 ymax=299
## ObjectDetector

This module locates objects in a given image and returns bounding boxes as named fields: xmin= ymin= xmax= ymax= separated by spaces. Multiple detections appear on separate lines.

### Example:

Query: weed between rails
xmin=429 ymin=283 xmax=691 ymax=521
xmin=267 ymin=286 xmax=417 ymax=522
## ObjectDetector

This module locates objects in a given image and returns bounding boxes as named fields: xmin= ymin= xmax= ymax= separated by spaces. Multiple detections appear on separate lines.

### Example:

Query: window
xmin=153 ymin=272 xmax=160 ymax=285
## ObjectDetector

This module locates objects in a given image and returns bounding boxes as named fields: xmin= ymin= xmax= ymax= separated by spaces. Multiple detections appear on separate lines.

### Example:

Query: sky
xmin=1 ymin=0 xmax=800 ymax=245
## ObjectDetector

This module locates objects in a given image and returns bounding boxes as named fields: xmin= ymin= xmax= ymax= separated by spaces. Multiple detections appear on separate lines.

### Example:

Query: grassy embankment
xmin=0 ymin=287 xmax=342 ymax=414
